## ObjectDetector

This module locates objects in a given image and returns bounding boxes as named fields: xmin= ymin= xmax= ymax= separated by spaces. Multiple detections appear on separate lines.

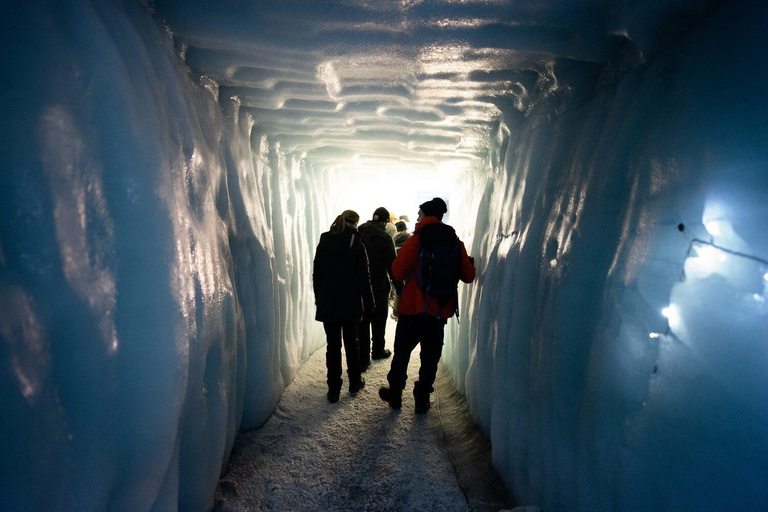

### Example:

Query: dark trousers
xmin=358 ymin=300 xmax=389 ymax=366
xmin=324 ymin=320 xmax=361 ymax=392
xmin=386 ymin=313 xmax=446 ymax=397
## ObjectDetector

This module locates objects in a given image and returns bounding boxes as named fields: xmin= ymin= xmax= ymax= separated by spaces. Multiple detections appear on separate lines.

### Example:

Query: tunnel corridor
xmin=2 ymin=0 xmax=768 ymax=511
xmin=214 ymin=319 xmax=512 ymax=511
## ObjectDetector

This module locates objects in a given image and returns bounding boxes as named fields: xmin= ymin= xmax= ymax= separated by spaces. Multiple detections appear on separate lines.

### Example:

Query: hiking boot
xmin=378 ymin=386 xmax=402 ymax=409
xmin=414 ymin=392 xmax=430 ymax=414
xmin=349 ymin=376 xmax=366 ymax=394
xmin=372 ymin=349 xmax=392 ymax=360
xmin=327 ymin=389 xmax=340 ymax=403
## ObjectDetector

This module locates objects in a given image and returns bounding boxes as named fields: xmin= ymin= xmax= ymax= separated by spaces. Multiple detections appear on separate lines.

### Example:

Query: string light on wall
xmin=650 ymin=213 xmax=768 ymax=342
xmin=661 ymin=304 xmax=681 ymax=330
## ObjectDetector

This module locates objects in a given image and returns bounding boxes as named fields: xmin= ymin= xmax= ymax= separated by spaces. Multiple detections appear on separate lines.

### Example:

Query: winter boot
xmin=349 ymin=375 xmax=366 ymax=394
xmin=414 ymin=388 xmax=431 ymax=414
xmin=378 ymin=386 xmax=402 ymax=409
xmin=327 ymin=388 xmax=340 ymax=403
xmin=371 ymin=348 xmax=392 ymax=360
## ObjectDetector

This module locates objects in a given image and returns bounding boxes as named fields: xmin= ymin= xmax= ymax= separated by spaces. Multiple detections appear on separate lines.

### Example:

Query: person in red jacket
xmin=379 ymin=197 xmax=475 ymax=413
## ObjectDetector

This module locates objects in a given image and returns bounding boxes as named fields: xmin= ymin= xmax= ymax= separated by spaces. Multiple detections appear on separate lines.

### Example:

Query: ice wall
xmin=0 ymin=1 xmax=322 ymax=510
xmin=444 ymin=1 xmax=768 ymax=510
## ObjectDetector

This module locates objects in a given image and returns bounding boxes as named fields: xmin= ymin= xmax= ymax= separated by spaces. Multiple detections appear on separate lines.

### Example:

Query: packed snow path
xmin=214 ymin=319 xmax=512 ymax=511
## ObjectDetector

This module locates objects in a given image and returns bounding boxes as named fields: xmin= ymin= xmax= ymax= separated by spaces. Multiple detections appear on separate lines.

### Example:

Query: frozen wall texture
xmin=444 ymin=1 xmax=768 ymax=510
xmin=0 ymin=1 xmax=322 ymax=510
xmin=3 ymin=0 xmax=768 ymax=510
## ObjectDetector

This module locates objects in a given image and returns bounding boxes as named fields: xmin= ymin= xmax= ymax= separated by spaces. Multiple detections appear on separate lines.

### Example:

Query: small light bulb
xmin=661 ymin=304 xmax=681 ymax=328
xmin=649 ymin=332 xmax=660 ymax=339
xmin=764 ymin=273 xmax=768 ymax=282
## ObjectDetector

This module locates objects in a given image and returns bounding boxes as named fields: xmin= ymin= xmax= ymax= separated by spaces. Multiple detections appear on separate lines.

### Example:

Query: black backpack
xmin=417 ymin=224 xmax=461 ymax=319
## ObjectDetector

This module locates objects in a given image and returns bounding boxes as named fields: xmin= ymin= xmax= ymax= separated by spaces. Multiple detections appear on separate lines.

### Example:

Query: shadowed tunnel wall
xmin=1 ymin=1 xmax=767 ymax=511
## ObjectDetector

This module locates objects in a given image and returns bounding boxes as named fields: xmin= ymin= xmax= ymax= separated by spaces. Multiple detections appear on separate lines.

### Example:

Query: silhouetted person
xmin=393 ymin=220 xmax=410 ymax=251
xmin=357 ymin=207 xmax=403 ymax=369
xmin=313 ymin=210 xmax=374 ymax=403
xmin=379 ymin=198 xmax=475 ymax=413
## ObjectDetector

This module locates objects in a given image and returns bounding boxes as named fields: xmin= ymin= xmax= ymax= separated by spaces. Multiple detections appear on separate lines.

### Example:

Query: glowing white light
xmin=649 ymin=332 xmax=660 ymax=339
xmin=764 ymin=273 xmax=768 ymax=281
xmin=704 ymin=220 xmax=722 ymax=236
xmin=661 ymin=304 xmax=681 ymax=329
xmin=549 ymin=258 xmax=557 ymax=268
xmin=691 ymin=245 xmax=726 ymax=275
xmin=331 ymin=168 xmax=456 ymax=224
xmin=754 ymin=294 xmax=766 ymax=304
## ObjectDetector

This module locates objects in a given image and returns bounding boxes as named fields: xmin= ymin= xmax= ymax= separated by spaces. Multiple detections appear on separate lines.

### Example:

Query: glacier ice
xmin=1 ymin=2 xmax=323 ymax=510
xmin=2 ymin=0 xmax=768 ymax=510
xmin=443 ymin=1 xmax=768 ymax=510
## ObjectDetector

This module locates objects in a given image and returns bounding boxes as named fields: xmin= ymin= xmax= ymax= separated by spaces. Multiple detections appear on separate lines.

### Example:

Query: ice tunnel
xmin=1 ymin=0 xmax=767 ymax=510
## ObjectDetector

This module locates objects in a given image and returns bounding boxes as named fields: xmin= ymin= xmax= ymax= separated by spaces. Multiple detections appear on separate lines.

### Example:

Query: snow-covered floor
xmin=214 ymin=318 xmax=512 ymax=511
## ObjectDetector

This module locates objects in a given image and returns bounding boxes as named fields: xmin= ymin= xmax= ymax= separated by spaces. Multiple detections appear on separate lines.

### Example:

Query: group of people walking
xmin=312 ymin=197 xmax=475 ymax=412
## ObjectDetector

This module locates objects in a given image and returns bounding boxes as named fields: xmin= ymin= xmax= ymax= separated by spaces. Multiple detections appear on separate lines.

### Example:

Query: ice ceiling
xmin=153 ymin=0 xmax=719 ymax=183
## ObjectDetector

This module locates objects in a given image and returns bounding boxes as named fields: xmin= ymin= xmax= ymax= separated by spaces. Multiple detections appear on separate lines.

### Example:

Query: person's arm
xmin=312 ymin=242 xmax=323 ymax=302
xmin=357 ymin=244 xmax=376 ymax=314
xmin=392 ymin=235 xmax=417 ymax=281
xmin=459 ymin=242 xmax=476 ymax=283
xmin=384 ymin=234 xmax=404 ymax=294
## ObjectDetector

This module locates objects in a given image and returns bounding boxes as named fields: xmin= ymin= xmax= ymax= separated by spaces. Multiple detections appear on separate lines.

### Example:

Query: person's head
xmin=418 ymin=197 xmax=447 ymax=222
xmin=395 ymin=221 xmax=407 ymax=232
xmin=372 ymin=207 xmax=390 ymax=224
xmin=331 ymin=209 xmax=359 ymax=233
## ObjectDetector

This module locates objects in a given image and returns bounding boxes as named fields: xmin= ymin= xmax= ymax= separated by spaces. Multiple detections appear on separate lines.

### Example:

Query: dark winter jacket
xmin=358 ymin=220 xmax=403 ymax=304
xmin=394 ymin=231 xmax=411 ymax=251
xmin=392 ymin=216 xmax=475 ymax=319
xmin=313 ymin=225 xmax=375 ymax=323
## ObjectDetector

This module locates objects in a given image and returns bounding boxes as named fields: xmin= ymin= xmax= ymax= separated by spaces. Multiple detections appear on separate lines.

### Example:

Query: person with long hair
xmin=313 ymin=210 xmax=375 ymax=403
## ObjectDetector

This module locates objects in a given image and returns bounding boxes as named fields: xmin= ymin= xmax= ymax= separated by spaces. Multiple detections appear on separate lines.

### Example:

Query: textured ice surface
xmin=443 ymin=1 xmax=768 ymax=510
xmin=3 ymin=0 xmax=768 ymax=510
xmin=1 ymin=2 xmax=323 ymax=510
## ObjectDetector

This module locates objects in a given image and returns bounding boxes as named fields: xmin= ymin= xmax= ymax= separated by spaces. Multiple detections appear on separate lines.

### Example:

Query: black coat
xmin=358 ymin=220 xmax=403 ymax=304
xmin=313 ymin=225 xmax=375 ymax=323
